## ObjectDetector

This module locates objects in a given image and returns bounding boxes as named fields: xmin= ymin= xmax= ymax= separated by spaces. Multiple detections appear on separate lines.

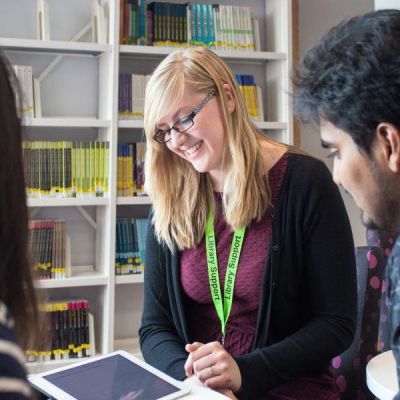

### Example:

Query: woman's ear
xmin=222 ymin=83 xmax=236 ymax=113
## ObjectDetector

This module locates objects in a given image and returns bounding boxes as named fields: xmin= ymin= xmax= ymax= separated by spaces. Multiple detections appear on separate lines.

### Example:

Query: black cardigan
xmin=139 ymin=154 xmax=357 ymax=399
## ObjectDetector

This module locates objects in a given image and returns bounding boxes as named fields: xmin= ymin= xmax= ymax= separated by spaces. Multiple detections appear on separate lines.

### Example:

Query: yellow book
xmin=104 ymin=142 xmax=109 ymax=195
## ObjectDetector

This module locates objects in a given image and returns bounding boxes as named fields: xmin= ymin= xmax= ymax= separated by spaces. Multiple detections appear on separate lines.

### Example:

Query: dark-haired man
xmin=293 ymin=8 xmax=400 ymax=398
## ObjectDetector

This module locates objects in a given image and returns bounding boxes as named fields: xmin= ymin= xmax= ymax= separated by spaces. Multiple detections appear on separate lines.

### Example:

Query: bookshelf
xmin=35 ymin=272 xmax=108 ymax=289
xmin=118 ymin=119 xmax=287 ymax=130
xmin=0 ymin=37 xmax=111 ymax=55
xmin=22 ymin=117 xmax=111 ymax=128
xmin=0 ymin=0 xmax=293 ymax=370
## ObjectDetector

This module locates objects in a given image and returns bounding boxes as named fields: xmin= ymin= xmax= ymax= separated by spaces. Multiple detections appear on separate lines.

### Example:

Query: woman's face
xmin=156 ymin=85 xmax=235 ymax=183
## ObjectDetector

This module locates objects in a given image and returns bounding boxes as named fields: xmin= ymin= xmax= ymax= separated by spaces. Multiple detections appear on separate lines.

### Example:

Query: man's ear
xmin=222 ymin=83 xmax=235 ymax=113
xmin=376 ymin=122 xmax=400 ymax=173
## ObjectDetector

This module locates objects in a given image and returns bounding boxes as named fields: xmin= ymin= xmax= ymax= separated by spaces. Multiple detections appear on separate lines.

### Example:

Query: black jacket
xmin=139 ymin=154 xmax=357 ymax=399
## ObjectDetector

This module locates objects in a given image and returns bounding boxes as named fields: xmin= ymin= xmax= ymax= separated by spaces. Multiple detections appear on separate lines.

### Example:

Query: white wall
xmin=298 ymin=0 xmax=374 ymax=246
xmin=375 ymin=0 xmax=400 ymax=9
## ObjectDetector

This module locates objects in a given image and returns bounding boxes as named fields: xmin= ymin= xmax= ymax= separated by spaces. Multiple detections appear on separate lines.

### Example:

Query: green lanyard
xmin=205 ymin=209 xmax=246 ymax=346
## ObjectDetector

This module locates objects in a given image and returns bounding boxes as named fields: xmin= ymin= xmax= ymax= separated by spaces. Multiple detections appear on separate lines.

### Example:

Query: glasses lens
xmin=174 ymin=115 xmax=194 ymax=133
xmin=154 ymin=130 xmax=168 ymax=143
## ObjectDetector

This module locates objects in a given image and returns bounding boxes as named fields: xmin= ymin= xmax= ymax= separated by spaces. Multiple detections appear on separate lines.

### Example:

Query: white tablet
xmin=29 ymin=350 xmax=191 ymax=400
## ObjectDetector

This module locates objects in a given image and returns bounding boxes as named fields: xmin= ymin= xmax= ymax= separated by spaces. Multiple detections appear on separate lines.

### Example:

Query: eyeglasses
xmin=153 ymin=90 xmax=216 ymax=144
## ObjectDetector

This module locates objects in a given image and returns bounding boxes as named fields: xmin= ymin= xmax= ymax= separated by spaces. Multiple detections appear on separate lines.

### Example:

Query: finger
xmin=185 ymin=341 xmax=203 ymax=353
xmin=190 ymin=341 xmax=221 ymax=363
xmin=193 ymin=354 xmax=215 ymax=376
xmin=204 ymin=375 xmax=230 ymax=390
xmin=193 ymin=354 xmax=216 ymax=380
xmin=196 ymin=364 xmax=215 ymax=383
xmin=184 ymin=342 xmax=205 ymax=376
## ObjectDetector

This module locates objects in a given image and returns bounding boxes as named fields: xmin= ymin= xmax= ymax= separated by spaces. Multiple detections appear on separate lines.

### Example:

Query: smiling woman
xmin=140 ymin=46 xmax=357 ymax=400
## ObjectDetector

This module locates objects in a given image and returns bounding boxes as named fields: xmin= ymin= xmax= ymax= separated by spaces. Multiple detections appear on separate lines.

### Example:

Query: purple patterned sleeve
xmin=388 ymin=237 xmax=400 ymax=398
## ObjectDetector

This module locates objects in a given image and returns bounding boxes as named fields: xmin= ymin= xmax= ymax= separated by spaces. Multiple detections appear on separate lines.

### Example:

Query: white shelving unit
xmin=115 ymin=275 xmax=144 ymax=285
xmin=0 ymin=37 xmax=111 ymax=55
xmin=28 ymin=198 xmax=110 ymax=207
xmin=35 ymin=272 xmax=108 ymax=289
xmin=0 ymin=0 xmax=293 ymax=370
xmin=118 ymin=119 xmax=287 ymax=130
xmin=116 ymin=196 xmax=152 ymax=205
xmin=22 ymin=117 xmax=111 ymax=128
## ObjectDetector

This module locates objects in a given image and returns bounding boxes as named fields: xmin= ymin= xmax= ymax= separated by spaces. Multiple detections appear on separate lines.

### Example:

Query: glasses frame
xmin=153 ymin=89 xmax=217 ymax=144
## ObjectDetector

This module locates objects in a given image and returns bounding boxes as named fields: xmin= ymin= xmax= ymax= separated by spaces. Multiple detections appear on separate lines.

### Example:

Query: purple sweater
xmin=140 ymin=153 xmax=356 ymax=400
xmin=181 ymin=154 xmax=288 ymax=356
xmin=180 ymin=153 xmax=339 ymax=399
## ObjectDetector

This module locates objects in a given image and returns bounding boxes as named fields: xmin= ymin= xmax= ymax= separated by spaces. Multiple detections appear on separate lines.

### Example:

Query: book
xmin=119 ymin=2 xmax=259 ymax=51
xmin=256 ymin=85 xmax=265 ymax=122
xmin=33 ymin=77 xmax=42 ymax=118
xmin=29 ymin=219 xmax=68 ymax=280
xmin=92 ymin=0 xmax=107 ymax=44
xmin=235 ymin=73 xmax=262 ymax=121
xmin=115 ymin=217 xmax=149 ymax=275
xmin=13 ymin=65 xmax=34 ymax=119
xmin=22 ymin=140 xmax=110 ymax=199
xmin=37 ymin=0 xmax=50 ymax=41
xmin=252 ymin=17 xmax=260 ymax=52
xmin=26 ymin=300 xmax=92 ymax=363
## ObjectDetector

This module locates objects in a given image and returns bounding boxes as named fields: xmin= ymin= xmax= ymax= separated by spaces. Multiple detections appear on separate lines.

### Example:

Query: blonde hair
xmin=144 ymin=47 xmax=278 ymax=250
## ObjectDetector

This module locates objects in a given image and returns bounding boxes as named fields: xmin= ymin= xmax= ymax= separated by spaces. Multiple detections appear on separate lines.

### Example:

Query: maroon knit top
xmin=181 ymin=153 xmax=288 ymax=356
xmin=180 ymin=153 xmax=339 ymax=399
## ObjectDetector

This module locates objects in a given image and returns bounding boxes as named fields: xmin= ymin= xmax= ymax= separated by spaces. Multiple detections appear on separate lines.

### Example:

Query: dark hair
xmin=0 ymin=52 xmax=38 ymax=349
xmin=293 ymin=9 xmax=400 ymax=154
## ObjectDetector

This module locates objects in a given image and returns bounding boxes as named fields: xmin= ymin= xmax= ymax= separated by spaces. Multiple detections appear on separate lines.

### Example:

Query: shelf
xmin=120 ymin=45 xmax=286 ymax=61
xmin=35 ymin=271 xmax=108 ymax=289
xmin=27 ymin=356 xmax=96 ymax=374
xmin=117 ymin=196 xmax=151 ymax=205
xmin=0 ymin=37 xmax=111 ymax=55
xmin=119 ymin=119 xmax=287 ymax=130
xmin=115 ymin=274 xmax=144 ymax=284
xmin=118 ymin=119 xmax=145 ymax=129
xmin=27 ymin=197 xmax=109 ymax=207
xmin=256 ymin=122 xmax=288 ymax=130
xmin=22 ymin=117 xmax=111 ymax=128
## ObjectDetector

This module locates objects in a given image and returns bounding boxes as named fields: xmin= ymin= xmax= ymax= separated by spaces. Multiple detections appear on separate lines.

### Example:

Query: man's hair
xmin=293 ymin=9 xmax=400 ymax=154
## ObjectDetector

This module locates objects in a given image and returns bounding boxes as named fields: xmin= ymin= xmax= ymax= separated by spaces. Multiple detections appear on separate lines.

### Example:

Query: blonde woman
xmin=139 ymin=47 xmax=356 ymax=400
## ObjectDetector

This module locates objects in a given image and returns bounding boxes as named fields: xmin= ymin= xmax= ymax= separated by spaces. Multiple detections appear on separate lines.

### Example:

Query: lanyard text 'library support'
xmin=205 ymin=209 xmax=246 ymax=346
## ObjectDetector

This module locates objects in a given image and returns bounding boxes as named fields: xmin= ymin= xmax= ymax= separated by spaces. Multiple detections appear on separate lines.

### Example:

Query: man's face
xmin=320 ymin=119 xmax=400 ymax=231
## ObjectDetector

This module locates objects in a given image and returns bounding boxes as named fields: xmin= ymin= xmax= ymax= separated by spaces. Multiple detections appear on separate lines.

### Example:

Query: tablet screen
xmin=43 ymin=354 xmax=183 ymax=400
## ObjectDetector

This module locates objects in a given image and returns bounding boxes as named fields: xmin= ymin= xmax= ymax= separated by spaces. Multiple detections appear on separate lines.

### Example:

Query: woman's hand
xmin=184 ymin=341 xmax=242 ymax=393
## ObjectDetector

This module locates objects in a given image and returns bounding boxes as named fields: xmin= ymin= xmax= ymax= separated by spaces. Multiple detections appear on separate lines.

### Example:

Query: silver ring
xmin=208 ymin=366 xmax=213 ymax=378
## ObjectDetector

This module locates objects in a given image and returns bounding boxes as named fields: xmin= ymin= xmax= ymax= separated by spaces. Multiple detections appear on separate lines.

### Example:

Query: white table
xmin=184 ymin=384 xmax=230 ymax=399
xmin=175 ymin=374 xmax=228 ymax=399
xmin=367 ymin=350 xmax=399 ymax=400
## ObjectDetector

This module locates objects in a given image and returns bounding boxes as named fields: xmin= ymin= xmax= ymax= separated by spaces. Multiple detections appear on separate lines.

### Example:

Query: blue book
xmin=199 ymin=4 xmax=205 ymax=45
xmin=138 ymin=0 xmax=146 ymax=44
xmin=207 ymin=4 xmax=214 ymax=47
xmin=192 ymin=4 xmax=198 ymax=43
xmin=115 ymin=219 xmax=122 ymax=274
xmin=136 ymin=218 xmax=148 ymax=270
